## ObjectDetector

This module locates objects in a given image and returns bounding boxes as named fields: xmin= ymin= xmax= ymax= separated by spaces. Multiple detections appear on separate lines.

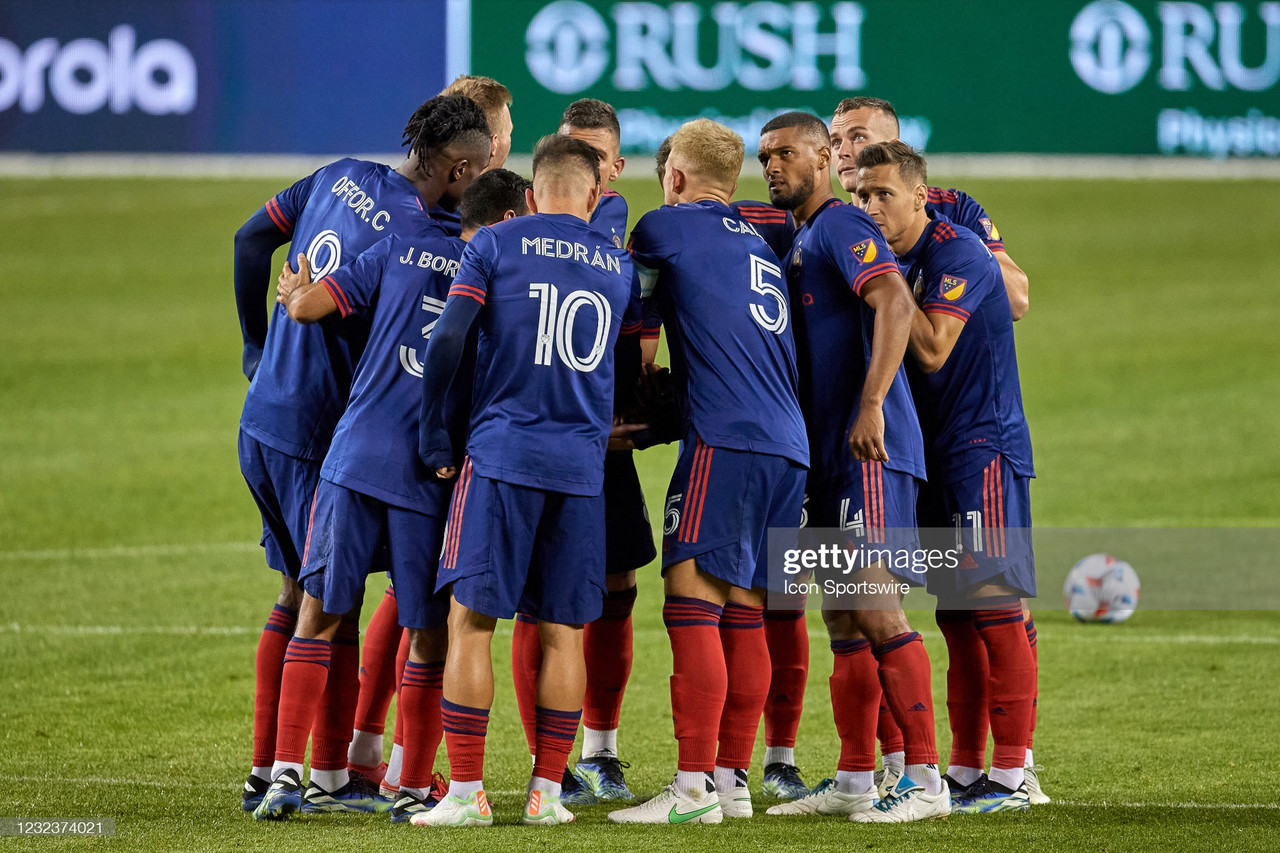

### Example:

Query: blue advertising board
xmin=0 ymin=0 xmax=459 ymax=152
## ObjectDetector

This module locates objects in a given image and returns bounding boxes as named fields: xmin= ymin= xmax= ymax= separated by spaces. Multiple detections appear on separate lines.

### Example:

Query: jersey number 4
xmin=529 ymin=282 xmax=612 ymax=373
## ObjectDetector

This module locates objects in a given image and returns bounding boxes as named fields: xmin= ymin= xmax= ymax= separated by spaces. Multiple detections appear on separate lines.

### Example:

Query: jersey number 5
xmin=749 ymin=254 xmax=788 ymax=334
xmin=529 ymin=282 xmax=612 ymax=373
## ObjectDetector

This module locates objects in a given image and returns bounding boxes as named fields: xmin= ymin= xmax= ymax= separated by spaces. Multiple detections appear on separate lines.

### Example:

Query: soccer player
xmin=508 ymin=98 xmax=651 ymax=805
xmin=656 ymin=134 xmax=811 ymax=802
xmin=855 ymin=141 xmax=1037 ymax=814
xmin=420 ymin=76 xmax=518 ymax=238
xmin=606 ymin=118 xmax=808 ymax=825
xmin=756 ymin=112 xmax=949 ymax=823
xmin=232 ymin=94 xmax=491 ymax=812
xmin=830 ymin=96 xmax=1046 ymax=803
xmin=828 ymin=97 xmax=1029 ymax=320
xmin=413 ymin=135 xmax=642 ymax=828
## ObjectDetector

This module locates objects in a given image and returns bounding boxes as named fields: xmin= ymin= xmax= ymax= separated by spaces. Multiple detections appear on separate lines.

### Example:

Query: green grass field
xmin=2 ymin=172 xmax=1279 ymax=850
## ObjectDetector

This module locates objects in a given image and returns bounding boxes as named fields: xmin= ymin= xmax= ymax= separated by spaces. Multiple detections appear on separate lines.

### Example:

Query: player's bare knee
xmin=295 ymin=593 xmax=343 ymax=640
xmin=277 ymin=576 xmax=303 ymax=610
xmin=408 ymin=626 xmax=447 ymax=663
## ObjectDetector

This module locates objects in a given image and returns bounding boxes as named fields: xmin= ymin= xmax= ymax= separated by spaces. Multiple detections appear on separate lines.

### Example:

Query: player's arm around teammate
xmin=829 ymin=97 xmax=1029 ymax=320
xmin=855 ymin=140 xmax=1039 ymax=814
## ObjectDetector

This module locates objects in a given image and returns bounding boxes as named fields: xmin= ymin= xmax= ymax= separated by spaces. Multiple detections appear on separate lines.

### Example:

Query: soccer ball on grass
xmin=1063 ymin=553 xmax=1140 ymax=623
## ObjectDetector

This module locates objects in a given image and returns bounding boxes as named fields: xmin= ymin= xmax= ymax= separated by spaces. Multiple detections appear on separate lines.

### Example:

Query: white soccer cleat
xmin=874 ymin=762 xmax=905 ymax=800
xmin=718 ymin=786 xmax=752 ymax=818
xmin=850 ymin=776 xmax=950 ymax=823
xmin=522 ymin=789 xmax=575 ymax=826
xmin=409 ymin=789 xmax=493 ymax=827
xmin=1024 ymin=764 xmax=1051 ymax=805
xmin=608 ymin=783 xmax=723 ymax=825
xmin=766 ymin=778 xmax=876 ymax=816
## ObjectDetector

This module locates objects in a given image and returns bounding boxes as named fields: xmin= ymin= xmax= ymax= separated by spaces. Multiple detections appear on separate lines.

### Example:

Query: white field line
xmin=1 ymin=624 xmax=255 ymax=636
xmin=0 ymin=775 xmax=1272 ymax=808
xmin=4 ymin=153 xmax=1280 ymax=181
xmin=0 ymin=542 xmax=258 ymax=561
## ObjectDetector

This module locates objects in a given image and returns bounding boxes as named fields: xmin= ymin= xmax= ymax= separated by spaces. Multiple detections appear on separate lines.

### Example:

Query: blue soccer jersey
xmin=591 ymin=189 xmax=628 ymax=248
xmin=897 ymin=214 xmax=1033 ymax=482
xmin=239 ymin=159 xmax=435 ymax=460
xmin=314 ymin=231 xmax=464 ymax=515
xmin=730 ymin=200 xmax=794 ymax=263
xmin=925 ymin=187 xmax=1005 ymax=254
xmin=630 ymin=200 xmax=808 ymax=466
xmin=428 ymin=204 xmax=463 ymax=237
xmin=639 ymin=201 xmax=792 ymax=343
xmin=425 ymin=213 xmax=641 ymax=496
xmin=786 ymin=198 xmax=926 ymax=481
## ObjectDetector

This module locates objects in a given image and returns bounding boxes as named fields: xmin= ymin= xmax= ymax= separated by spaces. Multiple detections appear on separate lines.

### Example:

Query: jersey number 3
xmin=529 ymin=282 xmax=612 ymax=373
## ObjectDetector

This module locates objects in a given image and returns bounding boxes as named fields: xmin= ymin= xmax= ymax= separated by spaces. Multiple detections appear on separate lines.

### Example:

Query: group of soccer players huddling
xmin=233 ymin=73 xmax=1044 ymax=828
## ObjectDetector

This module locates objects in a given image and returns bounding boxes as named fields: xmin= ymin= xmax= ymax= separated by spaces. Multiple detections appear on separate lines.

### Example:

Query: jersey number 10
xmin=529 ymin=282 xmax=613 ymax=373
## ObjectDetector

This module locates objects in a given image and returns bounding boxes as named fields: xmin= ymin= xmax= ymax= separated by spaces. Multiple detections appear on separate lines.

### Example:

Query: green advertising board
xmin=461 ymin=0 xmax=1280 ymax=156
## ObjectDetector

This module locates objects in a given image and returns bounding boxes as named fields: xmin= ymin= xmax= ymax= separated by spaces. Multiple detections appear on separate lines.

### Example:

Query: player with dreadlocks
xmin=233 ymin=94 xmax=490 ymax=818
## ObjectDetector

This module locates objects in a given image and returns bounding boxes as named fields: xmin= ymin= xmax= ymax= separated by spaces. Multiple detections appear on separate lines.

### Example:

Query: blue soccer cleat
xmin=762 ymin=762 xmax=810 ymax=800
xmin=943 ymin=771 xmax=987 ymax=803
xmin=573 ymin=756 xmax=634 ymax=801
xmin=252 ymin=769 xmax=303 ymax=820
xmin=241 ymin=774 xmax=269 ymax=812
xmin=301 ymin=771 xmax=392 ymax=814
xmin=951 ymin=776 xmax=1031 ymax=814
xmin=560 ymin=764 xmax=598 ymax=805
xmin=390 ymin=774 xmax=447 ymax=823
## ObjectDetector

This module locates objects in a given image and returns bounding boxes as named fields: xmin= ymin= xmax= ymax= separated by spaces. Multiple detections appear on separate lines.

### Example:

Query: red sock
xmin=582 ymin=586 xmax=637 ymax=732
xmin=876 ymin=701 xmax=905 ymax=756
xmin=1025 ymin=614 xmax=1038 ymax=751
xmin=252 ymin=604 xmax=297 ymax=768
xmin=936 ymin=609 xmax=989 ymax=769
xmin=399 ymin=660 xmax=444 ymax=789
xmin=353 ymin=587 xmax=401 ymax=736
xmin=664 ymin=596 xmax=726 ymax=772
xmin=533 ymin=706 xmax=583 ymax=783
xmin=441 ymin=698 xmax=489 ymax=782
xmin=873 ymin=632 xmax=938 ymax=765
xmin=511 ymin=613 xmax=542 ymax=756
xmin=392 ymin=630 xmax=409 ymax=747
xmin=763 ymin=608 xmax=808 ymax=749
xmin=830 ymin=639 xmax=878 ymax=772
xmin=311 ymin=618 xmax=361 ymax=771
xmin=274 ymin=636 xmax=331 ymax=764
xmin=974 ymin=607 xmax=1035 ymax=772
xmin=716 ymin=603 xmax=769 ymax=769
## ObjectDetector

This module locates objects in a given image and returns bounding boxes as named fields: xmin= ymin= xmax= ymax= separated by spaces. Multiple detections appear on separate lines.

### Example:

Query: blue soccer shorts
xmin=917 ymin=454 xmax=1035 ymax=600
xmin=661 ymin=434 xmax=807 ymax=591
xmin=300 ymin=478 xmax=449 ymax=629
xmin=438 ymin=458 xmax=606 ymax=625
xmin=804 ymin=461 xmax=923 ymax=585
xmin=238 ymin=430 xmax=321 ymax=579
xmin=603 ymin=449 xmax=657 ymax=574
